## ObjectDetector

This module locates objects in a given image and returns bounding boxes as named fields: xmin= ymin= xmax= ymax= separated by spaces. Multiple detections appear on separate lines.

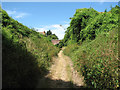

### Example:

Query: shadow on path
xmin=36 ymin=76 xmax=87 ymax=88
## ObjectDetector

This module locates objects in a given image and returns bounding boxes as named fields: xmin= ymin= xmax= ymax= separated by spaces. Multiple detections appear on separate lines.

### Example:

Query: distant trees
xmin=46 ymin=30 xmax=58 ymax=40
xmin=104 ymin=9 xmax=107 ymax=12
xmin=50 ymin=34 xmax=58 ymax=39
xmin=47 ymin=30 xmax=52 ymax=36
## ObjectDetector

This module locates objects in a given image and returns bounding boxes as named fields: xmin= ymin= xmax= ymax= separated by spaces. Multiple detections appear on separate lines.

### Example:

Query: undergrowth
xmin=63 ymin=28 xmax=118 ymax=89
xmin=2 ymin=8 xmax=59 ymax=88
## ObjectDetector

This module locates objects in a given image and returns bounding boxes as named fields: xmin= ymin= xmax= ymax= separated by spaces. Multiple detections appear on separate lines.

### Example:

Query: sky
xmin=2 ymin=2 xmax=119 ymax=40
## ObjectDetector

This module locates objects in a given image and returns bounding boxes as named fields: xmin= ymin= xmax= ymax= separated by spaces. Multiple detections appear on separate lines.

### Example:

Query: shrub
xmin=63 ymin=28 xmax=118 ymax=89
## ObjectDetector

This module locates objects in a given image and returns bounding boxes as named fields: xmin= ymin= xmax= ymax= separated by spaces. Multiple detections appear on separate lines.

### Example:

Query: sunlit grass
xmin=63 ymin=28 xmax=118 ymax=88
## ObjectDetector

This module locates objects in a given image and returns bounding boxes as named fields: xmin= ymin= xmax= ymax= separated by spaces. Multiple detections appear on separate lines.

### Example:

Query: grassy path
xmin=36 ymin=48 xmax=85 ymax=88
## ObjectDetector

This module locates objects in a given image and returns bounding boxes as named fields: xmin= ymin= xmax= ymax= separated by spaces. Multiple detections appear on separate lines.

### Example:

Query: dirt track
xmin=36 ymin=49 xmax=85 ymax=88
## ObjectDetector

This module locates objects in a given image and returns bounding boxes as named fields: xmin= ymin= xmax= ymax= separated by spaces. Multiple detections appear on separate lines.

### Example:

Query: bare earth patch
xmin=36 ymin=49 xmax=85 ymax=88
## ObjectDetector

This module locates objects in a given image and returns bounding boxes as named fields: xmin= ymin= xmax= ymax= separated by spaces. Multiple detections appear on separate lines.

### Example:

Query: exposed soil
xmin=36 ymin=48 xmax=85 ymax=88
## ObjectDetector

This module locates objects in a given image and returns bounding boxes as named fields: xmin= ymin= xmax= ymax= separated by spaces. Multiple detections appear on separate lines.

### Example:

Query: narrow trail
xmin=36 ymin=48 xmax=85 ymax=88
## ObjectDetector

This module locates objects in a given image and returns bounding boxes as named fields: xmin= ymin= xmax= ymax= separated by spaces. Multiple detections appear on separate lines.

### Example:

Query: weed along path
xmin=36 ymin=48 xmax=85 ymax=88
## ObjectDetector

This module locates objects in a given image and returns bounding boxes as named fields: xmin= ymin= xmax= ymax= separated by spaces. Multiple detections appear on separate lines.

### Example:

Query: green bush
xmin=61 ymin=5 xmax=119 ymax=47
xmin=63 ymin=28 xmax=118 ymax=89
xmin=63 ymin=6 xmax=119 ymax=88
xmin=2 ymin=8 xmax=60 ymax=88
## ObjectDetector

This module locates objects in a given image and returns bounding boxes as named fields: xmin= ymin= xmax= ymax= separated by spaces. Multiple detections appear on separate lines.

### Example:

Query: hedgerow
xmin=2 ymin=8 xmax=59 ymax=88
xmin=64 ymin=28 xmax=118 ymax=88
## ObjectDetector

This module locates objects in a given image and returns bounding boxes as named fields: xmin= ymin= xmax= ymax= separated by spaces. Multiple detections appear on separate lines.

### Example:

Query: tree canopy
xmin=47 ymin=30 xmax=52 ymax=36
xmin=61 ymin=6 xmax=119 ymax=46
xmin=47 ymin=30 xmax=58 ymax=40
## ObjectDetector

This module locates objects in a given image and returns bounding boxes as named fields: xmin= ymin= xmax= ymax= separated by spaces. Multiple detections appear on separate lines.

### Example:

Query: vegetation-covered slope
xmin=46 ymin=30 xmax=58 ymax=40
xmin=63 ymin=5 xmax=119 ymax=89
xmin=60 ymin=6 xmax=119 ymax=47
xmin=64 ymin=28 xmax=118 ymax=88
xmin=2 ymin=8 xmax=59 ymax=88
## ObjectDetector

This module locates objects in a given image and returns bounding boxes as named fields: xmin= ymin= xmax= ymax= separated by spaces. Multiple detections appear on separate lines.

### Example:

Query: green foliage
xmin=61 ymin=6 xmax=119 ymax=46
xmin=63 ymin=5 xmax=119 ymax=89
xmin=2 ymin=9 xmax=60 ymax=88
xmin=46 ymin=30 xmax=58 ymax=40
xmin=47 ymin=30 xmax=52 ymax=36
xmin=104 ymin=9 xmax=107 ymax=12
xmin=62 ymin=8 xmax=99 ymax=45
xmin=110 ymin=5 xmax=120 ymax=15
xmin=3 ymin=34 xmax=39 ymax=88
xmin=48 ymin=34 xmax=58 ymax=40
xmin=63 ymin=28 xmax=118 ymax=89
xmin=57 ymin=40 xmax=64 ymax=48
